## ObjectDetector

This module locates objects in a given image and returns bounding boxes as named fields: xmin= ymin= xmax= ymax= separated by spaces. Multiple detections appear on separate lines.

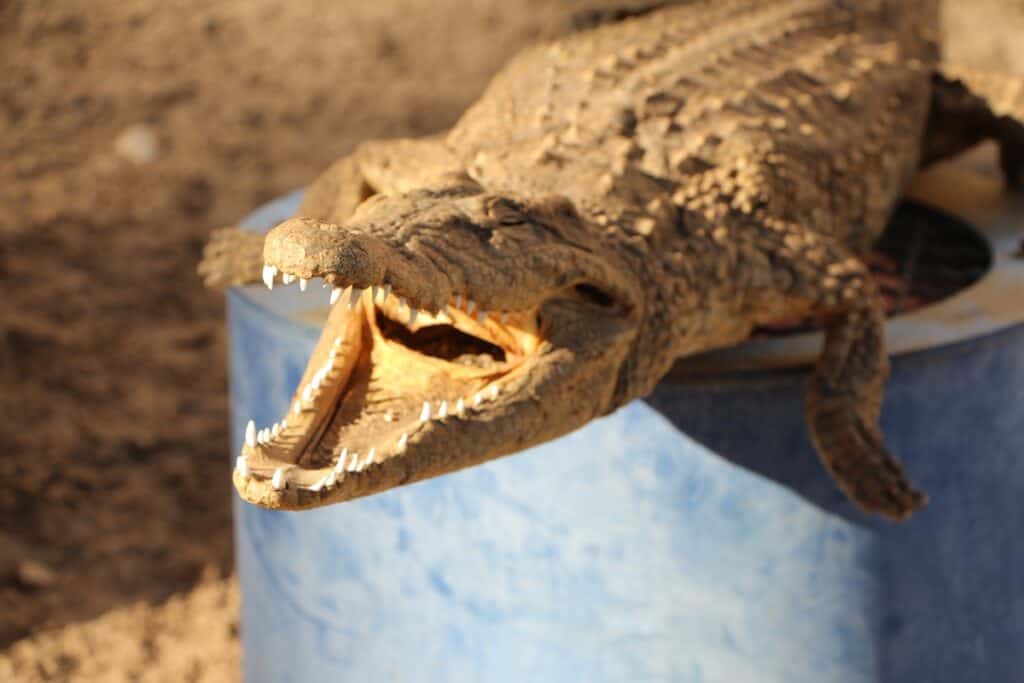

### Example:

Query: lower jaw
xmin=239 ymin=300 xmax=531 ymax=493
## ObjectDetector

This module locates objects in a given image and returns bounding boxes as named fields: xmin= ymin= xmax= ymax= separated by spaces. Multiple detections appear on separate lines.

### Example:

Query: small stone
xmin=113 ymin=124 xmax=160 ymax=164
xmin=16 ymin=560 xmax=57 ymax=588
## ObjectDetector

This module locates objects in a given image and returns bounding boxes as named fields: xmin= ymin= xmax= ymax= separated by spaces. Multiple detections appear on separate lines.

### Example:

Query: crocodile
xmin=199 ymin=0 xmax=1024 ymax=519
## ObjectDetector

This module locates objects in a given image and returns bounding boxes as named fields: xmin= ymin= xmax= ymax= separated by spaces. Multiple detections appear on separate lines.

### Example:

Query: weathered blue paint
xmin=229 ymin=193 xmax=883 ymax=683
xmin=649 ymin=324 xmax=1024 ymax=683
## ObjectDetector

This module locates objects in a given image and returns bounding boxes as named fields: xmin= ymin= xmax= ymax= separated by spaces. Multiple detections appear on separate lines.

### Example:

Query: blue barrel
xmin=226 ymin=155 xmax=1023 ymax=682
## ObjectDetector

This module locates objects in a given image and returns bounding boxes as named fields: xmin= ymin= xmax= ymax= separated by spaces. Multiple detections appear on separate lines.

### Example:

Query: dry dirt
xmin=1 ymin=1 xmax=1022 ymax=680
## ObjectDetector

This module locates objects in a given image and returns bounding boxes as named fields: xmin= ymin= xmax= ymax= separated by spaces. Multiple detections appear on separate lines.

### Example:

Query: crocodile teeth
xmin=473 ymin=392 xmax=483 ymax=408
xmin=271 ymin=423 xmax=282 ymax=438
xmin=348 ymin=287 xmax=364 ymax=310
xmin=245 ymin=420 xmax=256 ymax=448
xmin=330 ymin=287 xmax=344 ymax=305
xmin=466 ymin=299 xmax=477 ymax=315
xmin=308 ymin=477 xmax=324 ymax=492
xmin=397 ymin=433 xmax=408 ymax=451
xmin=408 ymin=307 xmax=418 ymax=326
xmin=455 ymin=398 xmax=465 ymax=417
xmin=477 ymin=310 xmax=488 ymax=324
xmin=299 ymin=278 xmax=308 ymax=291
xmin=272 ymin=468 xmax=286 ymax=491
xmin=325 ymin=471 xmax=338 ymax=488
xmin=366 ymin=448 xmax=376 ymax=465
xmin=262 ymin=265 xmax=277 ymax=289
xmin=419 ymin=401 xmax=431 ymax=422
xmin=383 ymin=283 xmax=392 ymax=300
xmin=346 ymin=451 xmax=360 ymax=472
xmin=438 ymin=400 xmax=448 ymax=419
xmin=490 ymin=385 xmax=500 ymax=399
xmin=235 ymin=456 xmax=250 ymax=479
xmin=335 ymin=447 xmax=349 ymax=472
xmin=454 ymin=294 xmax=463 ymax=308
xmin=372 ymin=285 xmax=380 ymax=301
xmin=282 ymin=273 xmax=296 ymax=285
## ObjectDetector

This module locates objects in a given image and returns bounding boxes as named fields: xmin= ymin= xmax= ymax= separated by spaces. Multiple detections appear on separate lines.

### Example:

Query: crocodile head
xmin=233 ymin=187 xmax=644 ymax=509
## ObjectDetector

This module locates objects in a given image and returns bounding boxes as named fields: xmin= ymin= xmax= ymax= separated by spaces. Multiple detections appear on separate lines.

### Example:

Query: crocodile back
xmin=448 ymin=0 xmax=940 ymax=251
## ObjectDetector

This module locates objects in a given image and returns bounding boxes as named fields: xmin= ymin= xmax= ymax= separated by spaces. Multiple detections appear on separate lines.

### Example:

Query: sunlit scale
xmin=234 ymin=263 xmax=526 ymax=493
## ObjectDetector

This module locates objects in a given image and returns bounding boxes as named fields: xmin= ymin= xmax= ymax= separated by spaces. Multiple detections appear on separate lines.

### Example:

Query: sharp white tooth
xmin=408 ymin=307 xmax=418 ymax=326
xmin=477 ymin=310 xmax=488 ymax=324
xmin=383 ymin=283 xmax=392 ymax=300
xmin=299 ymin=278 xmax=308 ymax=291
xmin=256 ymin=429 xmax=266 ymax=444
xmin=334 ymin=448 xmax=348 ymax=472
xmin=235 ymin=456 xmax=250 ymax=478
xmin=330 ymin=287 xmax=344 ymax=305
xmin=438 ymin=400 xmax=448 ymax=419
xmin=397 ymin=433 xmax=408 ymax=451
xmin=490 ymin=385 xmax=500 ymax=399
xmin=272 ymin=423 xmax=282 ymax=438
xmin=262 ymin=265 xmax=277 ymax=289
xmin=308 ymin=477 xmax=324 ymax=492
xmin=454 ymin=294 xmax=463 ymax=308
xmin=419 ymin=401 xmax=431 ymax=422
xmin=292 ymin=401 xmax=301 ymax=415
xmin=358 ymin=452 xmax=373 ymax=470
xmin=282 ymin=273 xmax=296 ymax=285
xmin=245 ymin=420 xmax=256 ymax=448
xmin=348 ymin=287 xmax=364 ymax=310
xmin=281 ymin=418 xmax=288 ymax=429
xmin=500 ymin=311 xmax=509 ymax=324
xmin=333 ymin=336 xmax=343 ymax=348
xmin=466 ymin=299 xmax=477 ymax=315
xmin=272 ymin=468 xmax=286 ymax=491
xmin=302 ymin=384 xmax=314 ymax=403
xmin=473 ymin=392 xmax=483 ymax=407
xmin=346 ymin=451 xmax=360 ymax=471
xmin=372 ymin=285 xmax=380 ymax=301
xmin=367 ymin=448 xmax=376 ymax=464
xmin=441 ymin=305 xmax=452 ymax=320
xmin=456 ymin=398 xmax=465 ymax=417
xmin=325 ymin=471 xmax=338 ymax=488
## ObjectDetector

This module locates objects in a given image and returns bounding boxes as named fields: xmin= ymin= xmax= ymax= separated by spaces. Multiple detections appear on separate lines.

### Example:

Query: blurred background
xmin=0 ymin=1 xmax=1021 ymax=680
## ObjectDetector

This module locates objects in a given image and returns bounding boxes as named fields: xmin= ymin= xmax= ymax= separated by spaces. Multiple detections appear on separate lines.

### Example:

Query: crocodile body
xmin=200 ymin=0 xmax=1024 ymax=519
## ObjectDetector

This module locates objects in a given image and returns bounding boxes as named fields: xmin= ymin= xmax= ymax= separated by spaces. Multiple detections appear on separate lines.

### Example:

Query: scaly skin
xmin=200 ymin=0 xmax=1024 ymax=519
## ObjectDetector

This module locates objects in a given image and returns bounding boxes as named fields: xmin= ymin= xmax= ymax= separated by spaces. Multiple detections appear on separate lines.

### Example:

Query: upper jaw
xmin=234 ymin=195 xmax=643 ymax=509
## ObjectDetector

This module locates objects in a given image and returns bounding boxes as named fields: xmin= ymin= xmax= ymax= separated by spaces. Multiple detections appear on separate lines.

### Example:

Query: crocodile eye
xmin=485 ymin=197 xmax=527 ymax=225
xmin=574 ymin=283 xmax=616 ymax=308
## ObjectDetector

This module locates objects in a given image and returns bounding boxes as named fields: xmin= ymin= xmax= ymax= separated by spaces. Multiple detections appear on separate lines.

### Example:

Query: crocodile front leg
xmin=749 ymin=225 xmax=928 ymax=520
xmin=807 ymin=286 xmax=927 ymax=521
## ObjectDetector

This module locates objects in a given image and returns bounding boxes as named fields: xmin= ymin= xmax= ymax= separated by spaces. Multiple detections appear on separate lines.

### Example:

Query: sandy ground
xmin=1 ymin=1 xmax=1022 ymax=680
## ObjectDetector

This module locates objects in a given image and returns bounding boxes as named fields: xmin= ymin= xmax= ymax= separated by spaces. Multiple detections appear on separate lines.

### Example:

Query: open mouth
xmin=233 ymin=262 xmax=543 ymax=504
